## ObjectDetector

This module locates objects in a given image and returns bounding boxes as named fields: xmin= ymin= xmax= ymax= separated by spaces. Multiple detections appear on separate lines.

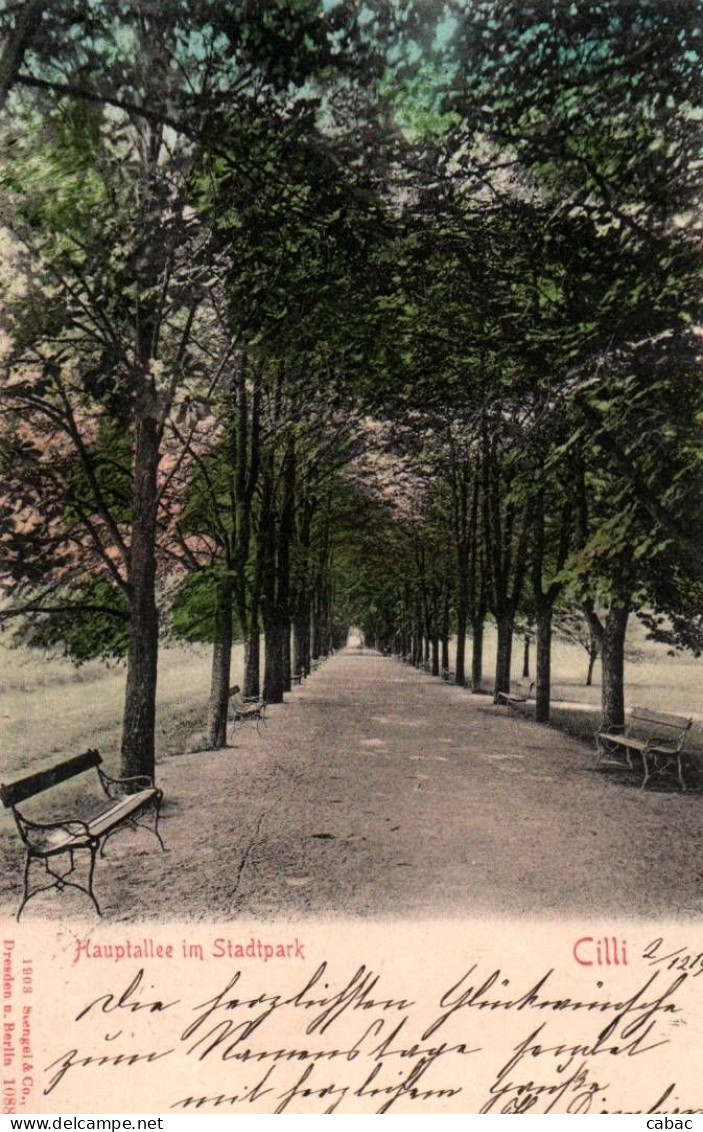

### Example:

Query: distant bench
xmin=0 ymin=749 xmax=164 ymax=920
xmin=229 ymin=687 xmax=267 ymax=733
xmin=495 ymin=680 xmax=534 ymax=709
xmin=596 ymin=706 xmax=693 ymax=790
xmin=441 ymin=668 xmax=467 ymax=687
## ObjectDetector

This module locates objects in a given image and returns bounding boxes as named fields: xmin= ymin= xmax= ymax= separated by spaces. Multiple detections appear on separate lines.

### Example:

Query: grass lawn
xmin=1 ymin=619 xmax=702 ymax=791
xmin=0 ymin=625 xmax=701 ymax=916
xmin=1 ymin=619 xmax=700 ymax=781
xmin=448 ymin=620 xmax=703 ymax=755
xmin=0 ymin=639 xmax=248 ymax=782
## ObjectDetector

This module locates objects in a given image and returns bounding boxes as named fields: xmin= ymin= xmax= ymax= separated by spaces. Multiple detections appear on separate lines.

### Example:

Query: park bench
xmin=0 ymin=749 xmax=163 ymax=920
xmin=229 ymin=691 xmax=266 ymax=734
xmin=291 ymin=667 xmax=306 ymax=686
xmin=443 ymin=670 xmax=469 ymax=687
xmin=595 ymin=706 xmax=693 ymax=790
xmin=495 ymin=680 xmax=534 ymax=709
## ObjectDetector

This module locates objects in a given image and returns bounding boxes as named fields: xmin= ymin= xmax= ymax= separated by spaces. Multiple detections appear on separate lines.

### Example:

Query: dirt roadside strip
xmin=4 ymin=648 xmax=703 ymax=922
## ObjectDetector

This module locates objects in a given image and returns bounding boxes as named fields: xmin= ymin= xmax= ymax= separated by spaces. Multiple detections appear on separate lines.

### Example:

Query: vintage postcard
xmin=1 ymin=0 xmax=702 ymax=1117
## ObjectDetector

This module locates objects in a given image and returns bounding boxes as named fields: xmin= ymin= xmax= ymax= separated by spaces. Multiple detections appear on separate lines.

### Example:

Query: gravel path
xmin=7 ymin=648 xmax=703 ymax=922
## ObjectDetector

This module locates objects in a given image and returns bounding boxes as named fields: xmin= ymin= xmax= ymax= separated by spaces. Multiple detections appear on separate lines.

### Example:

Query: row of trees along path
xmin=1 ymin=1 xmax=702 ymax=788
xmin=3 ymin=649 xmax=702 ymax=921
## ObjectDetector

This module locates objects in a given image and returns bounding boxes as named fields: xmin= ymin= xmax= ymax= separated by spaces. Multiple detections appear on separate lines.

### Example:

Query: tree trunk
xmin=294 ymin=616 xmax=307 ymax=678
xmin=0 ymin=1 xmax=44 ymax=110
xmin=431 ymin=636 xmax=439 ymax=676
xmin=493 ymin=616 xmax=513 ymax=701
xmin=535 ymin=606 xmax=552 ymax=724
xmin=207 ymin=576 xmax=233 ymax=748
xmin=264 ymin=622 xmax=286 ymax=703
xmin=244 ymin=627 xmax=260 ymax=699
xmin=277 ymin=453 xmax=294 ymax=688
xmin=530 ymin=490 xmax=571 ymax=724
xmin=283 ymin=622 xmax=292 ymax=691
xmin=441 ymin=585 xmax=450 ymax=672
xmin=471 ymin=617 xmax=484 ymax=693
xmin=311 ymin=616 xmax=322 ymax=661
xmin=522 ymin=634 xmax=530 ymax=679
xmin=455 ymin=599 xmax=467 ymax=686
xmin=601 ymin=603 xmax=629 ymax=730
xmin=121 ymin=413 xmax=159 ymax=782
xmin=586 ymin=625 xmax=599 ymax=686
xmin=321 ymin=619 xmax=332 ymax=656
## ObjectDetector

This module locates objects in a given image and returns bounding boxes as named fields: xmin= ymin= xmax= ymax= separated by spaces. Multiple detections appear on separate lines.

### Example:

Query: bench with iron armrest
xmin=291 ymin=667 xmax=306 ymax=686
xmin=495 ymin=680 xmax=534 ymax=709
xmin=596 ymin=707 xmax=693 ymax=790
xmin=229 ymin=693 xmax=266 ymax=733
xmin=0 ymin=749 xmax=164 ymax=920
xmin=442 ymin=669 xmax=468 ymax=688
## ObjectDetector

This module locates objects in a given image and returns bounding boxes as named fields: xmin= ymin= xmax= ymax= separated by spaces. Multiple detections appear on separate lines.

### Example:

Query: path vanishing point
xmin=9 ymin=648 xmax=703 ymax=921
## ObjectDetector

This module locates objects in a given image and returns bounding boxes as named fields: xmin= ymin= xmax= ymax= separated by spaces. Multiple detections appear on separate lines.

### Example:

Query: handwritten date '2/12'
xmin=40 ymin=958 xmax=703 ymax=1115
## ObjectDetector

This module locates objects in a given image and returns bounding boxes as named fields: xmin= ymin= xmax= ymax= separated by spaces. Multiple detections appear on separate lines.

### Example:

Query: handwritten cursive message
xmin=33 ymin=929 xmax=703 ymax=1115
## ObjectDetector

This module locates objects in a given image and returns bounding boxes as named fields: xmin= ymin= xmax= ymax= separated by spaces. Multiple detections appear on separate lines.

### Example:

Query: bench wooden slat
xmin=598 ymin=733 xmax=649 ymax=752
xmin=0 ymin=749 xmax=102 ymax=807
xmin=86 ymin=789 xmax=157 ymax=838
xmin=629 ymin=707 xmax=691 ymax=730
xmin=36 ymin=791 xmax=157 ymax=853
xmin=496 ymin=681 xmax=534 ymax=706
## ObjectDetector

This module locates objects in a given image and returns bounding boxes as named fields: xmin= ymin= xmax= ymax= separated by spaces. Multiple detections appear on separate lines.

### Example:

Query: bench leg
xmin=86 ymin=842 xmax=101 ymax=915
xmin=153 ymin=790 xmax=166 ymax=851
xmin=641 ymin=750 xmax=686 ymax=792
xmin=17 ymin=845 xmax=101 ymax=920
xmin=17 ymin=853 xmax=33 ymax=921
xmin=596 ymin=736 xmax=631 ymax=769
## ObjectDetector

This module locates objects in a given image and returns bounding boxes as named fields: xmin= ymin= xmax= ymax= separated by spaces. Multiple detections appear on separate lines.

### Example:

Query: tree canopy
xmin=1 ymin=0 xmax=702 ymax=770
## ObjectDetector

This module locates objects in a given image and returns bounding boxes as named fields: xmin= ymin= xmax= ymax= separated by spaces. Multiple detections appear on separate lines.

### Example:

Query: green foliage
xmin=2 ymin=0 xmax=703 ymax=676
xmin=170 ymin=569 xmax=246 ymax=643
xmin=11 ymin=579 xmax=129 ymax=662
